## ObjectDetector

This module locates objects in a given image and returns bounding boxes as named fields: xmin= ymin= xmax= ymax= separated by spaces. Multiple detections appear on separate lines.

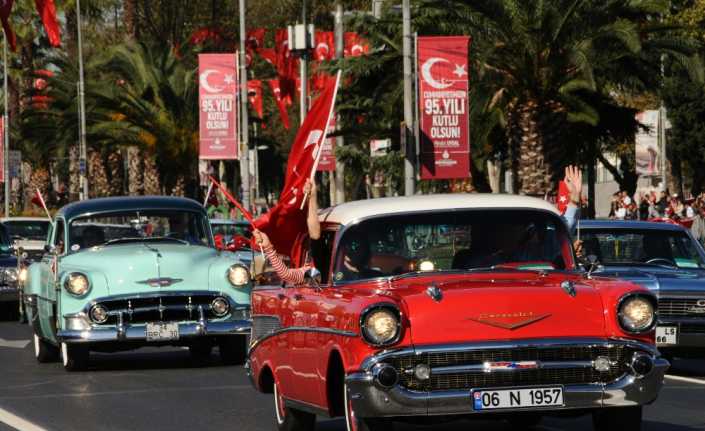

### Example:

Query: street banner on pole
xmin=0 ymin=117 xmax=4 ymax=182
xmin=198 ymin=53 xmax=239 ymax=160
xmin=317 ymin=116 xmax=336 ymax=172
xmin=635 ymin=110 xmax=659 ymax=176
xmin=417 ymin=36 xmax=471 ymax=179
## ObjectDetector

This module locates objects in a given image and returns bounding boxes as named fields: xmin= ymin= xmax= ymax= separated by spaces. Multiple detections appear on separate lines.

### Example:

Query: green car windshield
xmin=580 ymin=229 xmax=705 ymax=269
xmin=4 ymin=220 xmax=51 ymax=241
xmin=68 ymin=210 xmax=212 ymax=252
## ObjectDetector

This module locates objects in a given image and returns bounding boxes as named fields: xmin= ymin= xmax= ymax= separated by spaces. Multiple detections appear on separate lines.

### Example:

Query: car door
xmin=37 ymin=218 xmax=64 ymax=342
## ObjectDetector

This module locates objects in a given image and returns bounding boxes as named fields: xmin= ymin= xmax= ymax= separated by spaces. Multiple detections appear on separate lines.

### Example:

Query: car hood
xmin=60 ymin=243 xmax=221 ymax=296
xmin=388 ymin=272 xmax=606 ymax=346
xmin=598 ymin=265 xmax=705 ymax=294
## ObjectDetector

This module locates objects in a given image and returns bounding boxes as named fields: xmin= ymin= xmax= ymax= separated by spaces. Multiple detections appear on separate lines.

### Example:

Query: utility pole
xmin=372 ymin=0 xmax=383 ymax=17
xmin=402 ymin=0 xmax=415 ymax=195
xmin=238 ymin=0 xmax=251 ymax=210
xmin=299 ymin=0 xmax=309 ymax=124
xmin=333 ymin=1 xmax=345 ymax=205
xmin=3 ymin=37 xmax=8 ymax=216
xmin=76 ymin=0 xmax=89 ymax=200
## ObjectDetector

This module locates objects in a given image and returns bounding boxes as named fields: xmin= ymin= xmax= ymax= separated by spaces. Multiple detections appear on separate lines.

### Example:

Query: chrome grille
xmin=252 ymin=316 xmax=281 ymax=341
xmin=658 ymin=298 xmax=705 ymax=318
xmin=94 ymin=293 xmax=224 ymax=325
xmin=387 ymin=345 xmax=631 ymax=391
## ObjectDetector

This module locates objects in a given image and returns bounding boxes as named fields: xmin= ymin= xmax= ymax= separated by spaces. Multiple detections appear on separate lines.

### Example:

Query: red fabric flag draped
xmin=0 ymin=0 xmax=16 ymax=52
xmin=344 ymin=32 xmax=369 ymax=57
xmin=34 ymin=0 xmax=61 ymax=47
xmin=556 ymin=181 xmax=570 ymax=215
xmin=255 ymin=73 xmax=341 ymax=263
xmin=248 ymin=80 xmax=264 ymax=120
xmin=314 ymin=31 xmax=334 ymax=61
xmin=257 ymin=47 xmax=277 ymax=66
xmin=275 ymin=28 xmax=298 ymax=102
xmin=246 ymin=28 xmax=266 ymax=51
xmin=268 ymin=79 xmax=291 ymax=130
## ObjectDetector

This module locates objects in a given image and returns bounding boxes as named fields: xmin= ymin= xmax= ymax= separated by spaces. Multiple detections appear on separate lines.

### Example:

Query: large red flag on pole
xmin=254 ymin=71 xmax=342 ymax=263
xmin=0 ymin=0 xmax=16 ymax=51
xmin=34 ymin=0 xmax=61 ymax=47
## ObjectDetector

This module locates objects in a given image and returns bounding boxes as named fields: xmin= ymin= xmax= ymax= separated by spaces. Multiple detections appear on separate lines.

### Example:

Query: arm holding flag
xmin=253 ymin=229 xmax=312 ymax=285
xmin=304 ymin=180 xmax=321 ymax=240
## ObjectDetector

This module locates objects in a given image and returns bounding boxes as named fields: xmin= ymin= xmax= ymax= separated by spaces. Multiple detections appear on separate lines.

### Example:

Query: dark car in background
xmin=0 ymin=224 xmax=19 ymax=319
xmin=579 ymin=220 xmax=705 ymax=359
xmin=1 ymin=217 xmax=52 ymax=262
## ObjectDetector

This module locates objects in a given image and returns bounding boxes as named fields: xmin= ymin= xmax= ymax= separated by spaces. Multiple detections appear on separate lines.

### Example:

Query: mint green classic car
xmin=23 ymin=196 xmax=252 ymax=371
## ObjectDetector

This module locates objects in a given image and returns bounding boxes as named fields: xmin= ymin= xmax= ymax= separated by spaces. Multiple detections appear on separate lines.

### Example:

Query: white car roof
xmin=1 ymin=217 xmax=51 ymax=222
xmin=319 ymin=194 xmax=561 ymax=226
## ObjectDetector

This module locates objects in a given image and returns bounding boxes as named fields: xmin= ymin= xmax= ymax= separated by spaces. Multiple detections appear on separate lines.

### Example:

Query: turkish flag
xmin=344 ymin=32 xmax=369 ymax=57
xmin=275 ymin=28 xmax=298 ymax=101
xmin=557 ymin=181 xmax=570 ymax=215
xmin=255 ymin=73 xmax=341 ymax=263
xmin=268 ymin=79 xmax=291 ymax=130
xmin=0 ymin=0 xmax=16 ymax=52
xmin=246 ymin=28 xmax=266 ymax=51
xmin=31 ymin=189 xmax=48 ymax=212
xmin=314 ymin=31 xmax=334 ymax=61
xmin=35 ymin=0 xmax=61 ymax=47
xmin=248 ymin=80 xmax=264 ymax=120
xmin=257 ymin=48 xmax=276 ymax=66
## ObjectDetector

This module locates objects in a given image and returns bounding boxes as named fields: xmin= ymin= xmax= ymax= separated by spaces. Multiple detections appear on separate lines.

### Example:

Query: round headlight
xmin=64 ymin=273 xmax=90 ymax=296
xmin=227 ymin=264 xmax=250 ymax=287
xmin=211 ymin=297 xmax=230 ymax=317
xmin=90 ymin=304 xmax=109 ymax=324
xmin=361 ymin=306 xmax=401 ymax=346
xmin=4 ymin=268 xmax=18 ymax=283
xmin=618 ymin=294 xmax=656 ymax=333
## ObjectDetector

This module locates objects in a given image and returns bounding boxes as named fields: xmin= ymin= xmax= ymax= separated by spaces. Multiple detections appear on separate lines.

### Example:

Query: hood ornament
xmin=426 ymin=285 xmax=443 ymax=302
xmin=468 ymin=311 xmax=551 ymax=330
xmin=561 ymin=280 xmax=577 ymax=297
xmin=137 ymin=277 xmax=183 ymax=288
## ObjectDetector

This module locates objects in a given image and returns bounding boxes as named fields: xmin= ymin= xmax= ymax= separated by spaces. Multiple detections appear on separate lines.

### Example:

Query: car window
xmin=310 ymin=231 xmax=336 ymax=284
xmin=4 ymin=220 xmax=51 ymax=241
xmin=581 ymin=229 xmax=705 ymax=269
xmin=333 ymin=209 xmax=572 ymax=283
xmin=53 ymin=219 xmax=66 ymax=254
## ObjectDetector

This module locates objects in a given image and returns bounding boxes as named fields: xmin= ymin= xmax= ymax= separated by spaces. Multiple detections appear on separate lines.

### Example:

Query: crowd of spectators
xmin=608 ymin=190 xmax=705 ymax=244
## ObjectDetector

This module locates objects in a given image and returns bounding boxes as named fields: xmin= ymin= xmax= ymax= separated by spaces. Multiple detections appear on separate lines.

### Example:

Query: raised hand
xmin=564 ymin=165 xmax=583 ymax=206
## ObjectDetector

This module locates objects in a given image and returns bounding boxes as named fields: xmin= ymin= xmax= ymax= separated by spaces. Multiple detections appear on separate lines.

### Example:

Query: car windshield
xmin=581 ymin=228 xmax=705 ymax=269
xmin=68 ymin=210 xmax=212 ymax=252
xmin=211 ymin=222 xmax=252 ymax=239
xmin=0 ymin=226 xmax=11 ymax=255
xmin=4 ymin=220 xmax=51 ymax=241
xmin=332 ymin=209 xmax=574 ymax=283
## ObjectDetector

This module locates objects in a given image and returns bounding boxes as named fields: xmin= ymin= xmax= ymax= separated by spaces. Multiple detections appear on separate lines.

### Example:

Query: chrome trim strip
xmin=248 ymin=325 xmax=357 ymax=352
xmin=360 ymin=338 xmax=658 ymax=371
xmin=430 ymin=360 xmax=595 ymax=375
xmin=283 ymin=398 xmax=331 ymax=418
xmin=82 ymin=290 xmax=247 ymax=314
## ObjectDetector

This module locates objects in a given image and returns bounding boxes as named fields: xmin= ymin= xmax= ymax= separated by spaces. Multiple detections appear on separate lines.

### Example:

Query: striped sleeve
xmin=263 ymin=245 xmax=309 ymax=285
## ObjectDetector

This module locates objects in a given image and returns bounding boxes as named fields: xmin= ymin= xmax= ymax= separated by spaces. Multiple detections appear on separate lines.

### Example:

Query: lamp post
xmin=402 ymin=0 xmax=415 ymax=196
xmin=76 ymin=0 xmax=88 ymax=200
xmin=238 ymin=0 xmax=251 ymax=211
xmin=3 ymin=36 xmax=8 ymax=216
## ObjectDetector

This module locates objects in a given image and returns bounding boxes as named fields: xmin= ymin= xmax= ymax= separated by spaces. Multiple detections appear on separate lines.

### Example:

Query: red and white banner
xmin=317 ymin=116 xmax=336 ymax=172
xmin=248 ymin=80 xmax=264 ymax=120
xmin=268 ymin=79 xmax=291 ymax=130
xmin=198 ymin=53 xmax=239 ymax=160
xmin=417 ymin=36 xmax=471 ymax=179
xmin=344 ymin=32 xmax=369 ymax=57
xmin=314 ymin=31 xmax=335 ymax=61
xmin=35 ymin=0 xmax=61 ymax=47
xmin=254 ymin=72 xmax=341 ymax=263
xmin=0 ymin=117 xmax=4 ymax=183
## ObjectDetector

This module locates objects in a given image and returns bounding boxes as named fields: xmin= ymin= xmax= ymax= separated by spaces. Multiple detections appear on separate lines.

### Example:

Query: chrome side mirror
xmin=304 ymin=267 xmax=322 ymax=290
xmin=584 ymin=254 xmax=603 ymax=279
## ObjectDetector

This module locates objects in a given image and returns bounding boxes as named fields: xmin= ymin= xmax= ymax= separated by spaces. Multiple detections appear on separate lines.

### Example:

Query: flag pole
xmin=238 ymin=0 xmax=251 ymax=212
xmin=76 ymin=0 xmax=88 ymax=200
xmin=3 ymin=35 xmax=9 ymax=217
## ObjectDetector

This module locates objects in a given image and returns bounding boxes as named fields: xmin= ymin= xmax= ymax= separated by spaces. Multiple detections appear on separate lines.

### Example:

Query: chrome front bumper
xmin=345 ymin=339 xmax=669 ymax=418
xmin=659 ymin=319 xmax=705 ymax=349
xmin=57 ymin=319 xmax=251 ymax=343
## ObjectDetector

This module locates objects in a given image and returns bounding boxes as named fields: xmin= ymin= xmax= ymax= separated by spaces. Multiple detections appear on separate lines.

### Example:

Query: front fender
xmin=208 ymin=251 xmax=252 ymax=305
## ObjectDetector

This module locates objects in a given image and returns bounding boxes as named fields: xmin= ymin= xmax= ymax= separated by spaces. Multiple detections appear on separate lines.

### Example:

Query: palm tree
xmin=452 ymin=0 xmax=702 ymax=194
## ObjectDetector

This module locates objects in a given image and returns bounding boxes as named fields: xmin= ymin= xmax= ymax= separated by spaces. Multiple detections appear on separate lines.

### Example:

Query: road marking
xmin=0 ymin=338 xmax=30 ymax=349
xmin=665 ymin=374 xmax=705 ymax=385
xmin=0 ymin=407 xmax=47 ymax=431
xmin=0 ymin=384 xmax=254 ymax=401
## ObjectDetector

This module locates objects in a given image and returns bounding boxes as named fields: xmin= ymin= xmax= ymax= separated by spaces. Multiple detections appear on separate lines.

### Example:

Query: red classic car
xmin=247 ymin=194 xmax=668 ymax=431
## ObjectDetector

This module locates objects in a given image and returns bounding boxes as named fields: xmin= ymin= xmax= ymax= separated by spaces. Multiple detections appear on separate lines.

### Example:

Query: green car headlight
xmin=227 ymin=264 xmax=250 ymax=287
xmin=64 ymin=272 xmax=91 ymax=296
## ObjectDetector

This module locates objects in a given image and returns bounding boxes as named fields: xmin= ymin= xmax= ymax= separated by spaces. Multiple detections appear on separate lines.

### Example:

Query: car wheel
xmin=592 ymin=406 xmax=642 ymax=431
xmin=344 ymin=383 xmax=392 ymax=431
xmin=61 ymin=342 xmax=89 ymax=372
xmin=33 ymin=333 xmax=59 ymax=363
xmin=507 ymin=413 xmax=542 ymax=429
xmin=189 ymin=341 xmax=213 ymax=363
xmin=273 ymin=381 xmax=316 ymax=431
xmin=219 ymin=336 xmax=246 ymax=365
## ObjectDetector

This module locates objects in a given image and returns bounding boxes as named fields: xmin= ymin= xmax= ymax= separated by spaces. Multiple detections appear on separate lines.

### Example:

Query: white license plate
xmin=472 ymin=387 xmax=564 ymax=411
xmin=656 ymin=326 xmax=678 ymax=345
xmin=145 ymin=322 xmax=179 ymax=341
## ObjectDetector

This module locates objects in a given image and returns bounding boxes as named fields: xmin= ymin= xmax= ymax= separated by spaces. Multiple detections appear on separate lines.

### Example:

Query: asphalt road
xmin=1 ymin=316 xmax=704 ymax=431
